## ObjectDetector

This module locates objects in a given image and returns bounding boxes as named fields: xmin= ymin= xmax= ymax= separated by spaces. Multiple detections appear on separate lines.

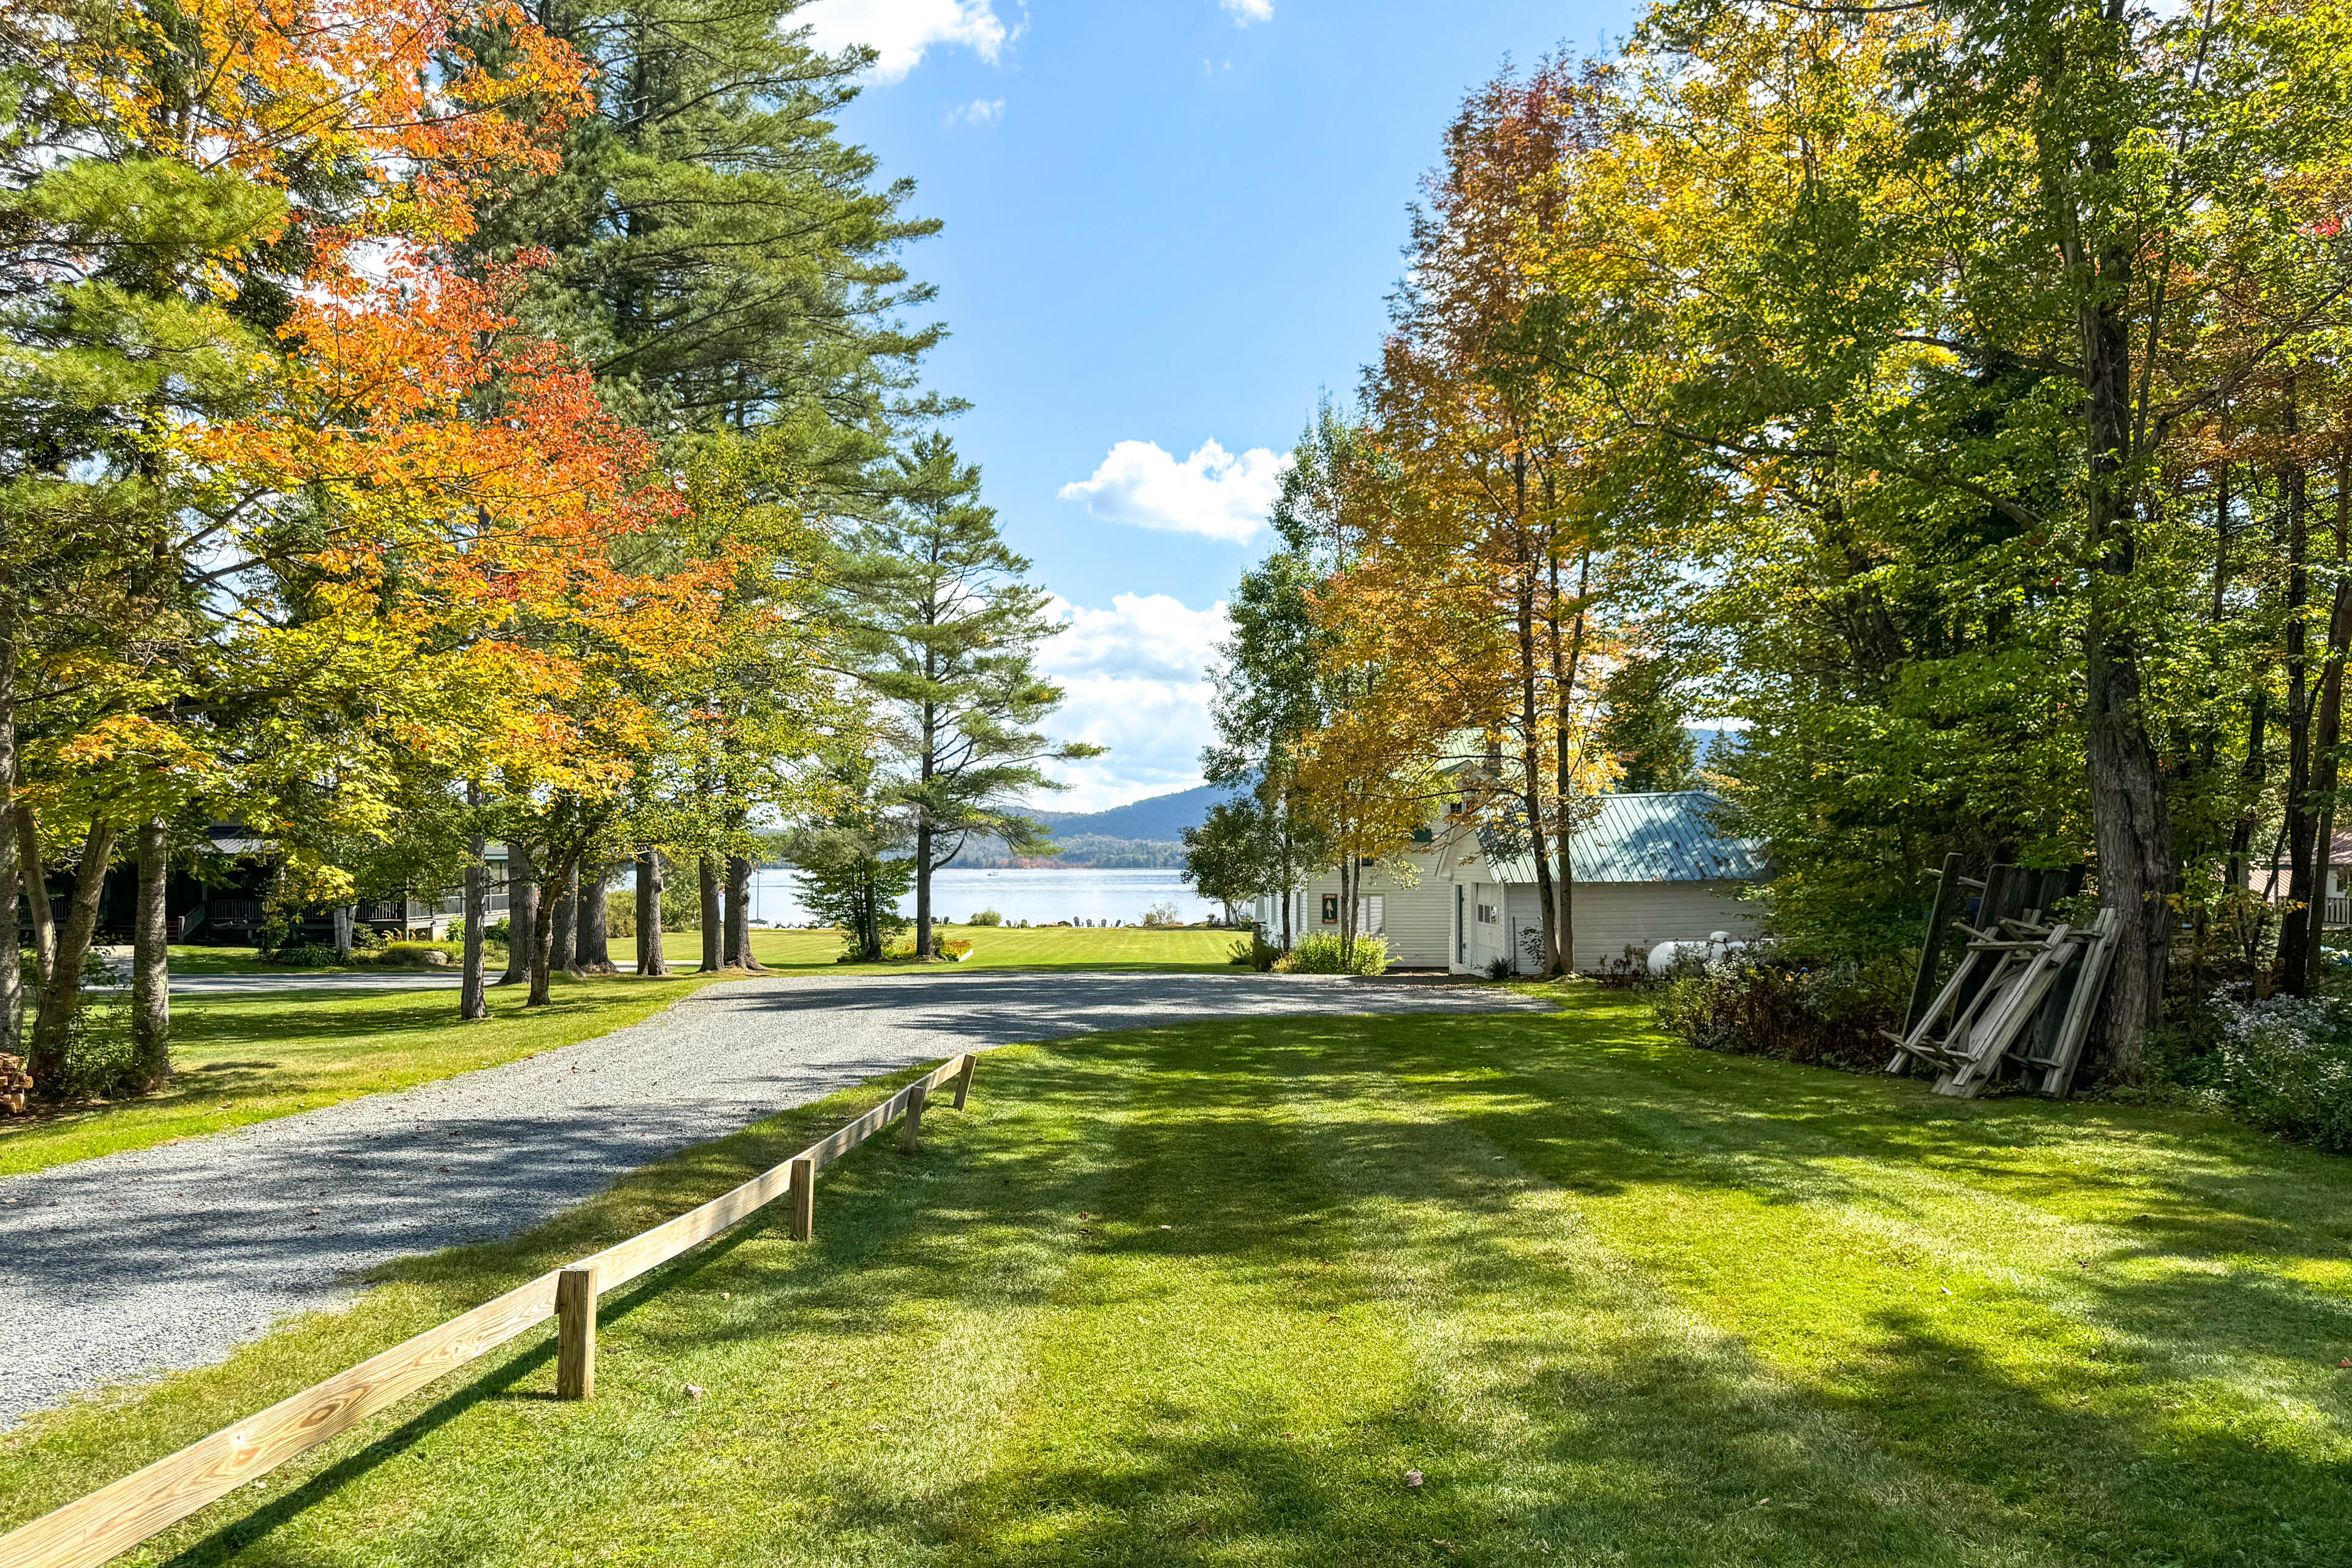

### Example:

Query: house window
xmin=1321 ymin=895 xmax=1339 ymax=924
xmin=1476 ymin=902 xmax=1500 ymax=925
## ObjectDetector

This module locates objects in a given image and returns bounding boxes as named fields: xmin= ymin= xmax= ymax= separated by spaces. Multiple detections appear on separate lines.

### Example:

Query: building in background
xmin=1257 ymin=791 xmax=1766 ymax=974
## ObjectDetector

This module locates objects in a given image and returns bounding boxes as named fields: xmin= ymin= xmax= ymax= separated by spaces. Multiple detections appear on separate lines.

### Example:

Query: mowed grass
xmin=7 ymin=990 xmax=2351 ymax=1566
xmin=0 ymin=974 xmax=743 ymax=1178
xmin=657 ymin=923 xmax=1239 ymax=973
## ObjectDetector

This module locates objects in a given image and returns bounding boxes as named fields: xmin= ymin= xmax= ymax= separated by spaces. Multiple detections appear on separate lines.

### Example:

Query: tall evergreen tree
xmin=466 ymin=0 xmax=944 ymax=446
xmin=834 ymin=435 xmax=1099 ymax=959
xmin=1597 ymin=654 xmax=1696 ymax=793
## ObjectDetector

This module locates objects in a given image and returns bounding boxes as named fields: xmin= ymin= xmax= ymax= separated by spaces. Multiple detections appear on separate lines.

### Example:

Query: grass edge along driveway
xmin=0 ymin=974 xmax=744 ymax=1178
xmin=5 ymin=990 xmax=2349 ymax=1566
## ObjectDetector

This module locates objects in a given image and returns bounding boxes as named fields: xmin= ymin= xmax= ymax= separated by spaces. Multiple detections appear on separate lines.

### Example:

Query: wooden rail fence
xmin=0 ymin=1052 xmax=979 ymax=1568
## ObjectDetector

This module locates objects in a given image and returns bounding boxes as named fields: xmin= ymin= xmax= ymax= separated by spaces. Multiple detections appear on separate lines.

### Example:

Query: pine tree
xmin=466 ymin=0 xmax=943 ymax=446
xmin=834 ymin=436 xmax=1100 ymax=959
xmin=1597 ymin=655 xmax=1696 ymax=793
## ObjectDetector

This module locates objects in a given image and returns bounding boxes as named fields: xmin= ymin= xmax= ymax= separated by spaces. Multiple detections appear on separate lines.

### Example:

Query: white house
xmin=1253 ymin=790 xmax=1766 ymax=974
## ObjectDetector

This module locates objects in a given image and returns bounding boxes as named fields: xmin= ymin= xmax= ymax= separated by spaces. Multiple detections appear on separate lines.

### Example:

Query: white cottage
xmin=1253 ymin=790 xmax=1766 ymax=974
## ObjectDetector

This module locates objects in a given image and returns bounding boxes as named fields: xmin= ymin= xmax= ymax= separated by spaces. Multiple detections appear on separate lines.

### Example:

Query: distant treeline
xmin=957 ymin=834 xmax=1185 ymax=870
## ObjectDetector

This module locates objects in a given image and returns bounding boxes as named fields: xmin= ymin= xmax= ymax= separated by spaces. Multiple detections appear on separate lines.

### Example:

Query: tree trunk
xmin=1510 ymin=462 xmax=1564 ymax=978
xmin=130 ymin=818 xmax=170 ymax=1090
xmin=914 ymin=823 xmax=934 ymax=959
xmin=332 ymin=903 xmax=355 ymax=962
xmin=2070 ymin=120 xmax=2176 ymax=1073
xmin=500 ymin=841 xmax=536 ymax=986
xmin=636 ymin=851 xmax=668 ymax=976
xmin=1550 ymin=546 xmax=1593 ymax=977
xmin=577 ymin=862 xmax=614 ymax=974
xmin=726 ymin=855 xmax=763 ymax=971
xmin=15 ymin=805 xmax=51 ymax=988
xmin=29 ymin=820 xmax=117 ymax=1089
xmin=0 ymin=610 xmax=18 ymax=1057
xmin=461 ymin=825 xmax=489 ymax=1021
xmin=2281 ymin=407 xmax=2315 ymax=993
xmin=528 ymin=850 xmax=572 ymax=1006
xmin=698 ymin=855 xmax=722 ymax=971
xmin=2304 ymin=458 xmax=2351 ymax=982
xmin=550 ymin=862 xmax=581 ymax=979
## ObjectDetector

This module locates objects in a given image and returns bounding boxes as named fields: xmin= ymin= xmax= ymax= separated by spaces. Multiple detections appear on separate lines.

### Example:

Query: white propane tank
xmin=1645 ymin=931 xmax=1749 ymax=976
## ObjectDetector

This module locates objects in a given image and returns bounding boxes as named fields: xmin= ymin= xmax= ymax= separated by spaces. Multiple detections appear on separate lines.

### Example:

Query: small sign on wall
xmin=1321 ymin=895 xmax=1340 ymax=924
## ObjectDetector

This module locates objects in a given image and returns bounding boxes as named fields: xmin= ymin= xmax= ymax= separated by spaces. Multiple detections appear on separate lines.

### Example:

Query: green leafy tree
xmin=1204 ymin=433 xmax=1343 ymax=950
xmin=1182 ymin=800 xmax=1278 ymax=925
xmin=834 ymin=435 xmax=1101 ymax=959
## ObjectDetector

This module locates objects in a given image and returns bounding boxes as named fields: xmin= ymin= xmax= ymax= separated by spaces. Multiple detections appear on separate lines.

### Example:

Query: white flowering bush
xmin=2211 ymin=990 xmax=2352 ymax=1153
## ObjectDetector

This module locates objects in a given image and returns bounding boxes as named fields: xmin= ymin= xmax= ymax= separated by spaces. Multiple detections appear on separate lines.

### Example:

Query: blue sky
xmin=798 ymin=0 xmax=1637 ymax=809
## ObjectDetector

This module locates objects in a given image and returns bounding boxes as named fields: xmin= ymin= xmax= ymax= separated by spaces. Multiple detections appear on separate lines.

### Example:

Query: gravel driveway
xmin=1 ymin=970 xmax=1543 ymax=1427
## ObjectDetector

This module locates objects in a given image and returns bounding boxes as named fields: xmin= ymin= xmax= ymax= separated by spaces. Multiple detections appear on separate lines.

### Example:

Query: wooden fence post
xmin=900 ymin=1082 xmax=927 ymax=1152
xmin=952 ymin=1052 xmax=976 ymax=1110
xmin=788 ymin=1156 xmax=815 ymax=1242
xmin=556 ymin=1267 xmax=597 ymax=1401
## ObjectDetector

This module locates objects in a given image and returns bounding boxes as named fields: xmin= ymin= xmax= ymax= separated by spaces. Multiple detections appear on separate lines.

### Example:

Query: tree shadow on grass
xmin=88 ymin=1008 xmax=2352 ymax=1567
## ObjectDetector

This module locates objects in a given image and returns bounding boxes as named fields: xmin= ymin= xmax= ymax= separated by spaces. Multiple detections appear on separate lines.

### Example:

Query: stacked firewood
xmin=0 ymin=1054 xmax=30 ymax=1115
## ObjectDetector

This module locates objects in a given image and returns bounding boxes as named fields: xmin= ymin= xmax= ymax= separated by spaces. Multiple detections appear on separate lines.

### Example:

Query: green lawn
xmin=0 ymin=974 xmax=740 ymax=1177
xmin=9 ymin=989 xmax=2349 ymax=1566
xmin=658 ymin=923 xmax=1241 ymax=973
xmin=154 ymin=945 xmax=475 ymax=976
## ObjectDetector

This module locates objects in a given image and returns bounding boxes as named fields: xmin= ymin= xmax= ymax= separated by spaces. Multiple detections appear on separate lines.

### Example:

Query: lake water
xmin=746 ymin=867 xmax=1222 ymax=927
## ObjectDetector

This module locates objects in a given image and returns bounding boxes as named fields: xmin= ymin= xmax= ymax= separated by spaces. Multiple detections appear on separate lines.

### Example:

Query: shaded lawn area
xmin=659 ymin=923 xmax=1240 ymax=973
xmin=0 ymin=974 xmax=741 ymax=1178
xmin=9 ymin=992 xmax=2351 ymax=1566
xmin=160 ymin=945 xmax=478 ymax=976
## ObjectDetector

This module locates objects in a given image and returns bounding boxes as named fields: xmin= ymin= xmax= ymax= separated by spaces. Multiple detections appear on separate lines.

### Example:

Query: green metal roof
xmin=1481 ymin=791 xmax=1765 ymax=884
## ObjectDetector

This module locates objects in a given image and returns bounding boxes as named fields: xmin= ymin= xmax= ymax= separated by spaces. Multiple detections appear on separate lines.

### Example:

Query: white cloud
xmin=1036 ymin=594 xmax=1227 ymax=811
xmin=1058 ymin=439 xmax=1289 ymax=544
xmin=1219 ymin=0 xmax=1273 ymax=22
xmin=948 ymin=96 xmax=1005 ymax=127
xmin=797 ymin=0 xmax=1009 ymax=82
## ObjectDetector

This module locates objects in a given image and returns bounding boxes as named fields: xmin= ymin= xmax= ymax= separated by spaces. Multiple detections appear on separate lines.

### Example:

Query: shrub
xmin=373 ymin=941 xmax=452 ymax=968
xmin=1140 ymin=902 xmax=1182 ymax=928
xmin=1649 ymin=954 xmax=1901 ymax=1072
xmin=939 ymin=937 xmax=974 ymax=961
xmin=606 ymin=889 xmax=636 ymax=938
xmin=1229 ymin=933 xmax=1281 ymax=971
xmin=265 ymin=942 xmax=343 ymax=967
xmin=1278 ymin=931 xmax=1389 ymax=976
xmin=967 ymin=909 xmax=1004 ymax=926
xmin=1484 ymin=956 xmax=1514 ymax=981
xmin=2206 ymin=990 xmax=2352 ymax=1153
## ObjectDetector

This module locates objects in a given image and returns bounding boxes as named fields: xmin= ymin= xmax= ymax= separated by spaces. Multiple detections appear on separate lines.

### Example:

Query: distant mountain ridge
xmin=954 ymin=782 xmax=1228 ymax=869
xmin=1030 ymin=782 xmax=1228 ymax=844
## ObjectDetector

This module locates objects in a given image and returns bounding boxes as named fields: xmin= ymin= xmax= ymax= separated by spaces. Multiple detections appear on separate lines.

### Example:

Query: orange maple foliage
xmin=113 ymin=0 xmax=589 ymax=260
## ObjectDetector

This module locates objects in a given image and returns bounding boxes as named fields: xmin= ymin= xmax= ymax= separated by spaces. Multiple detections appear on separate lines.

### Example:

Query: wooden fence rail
xmin=0 ymin=1052 xmax=979 ymax=1568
